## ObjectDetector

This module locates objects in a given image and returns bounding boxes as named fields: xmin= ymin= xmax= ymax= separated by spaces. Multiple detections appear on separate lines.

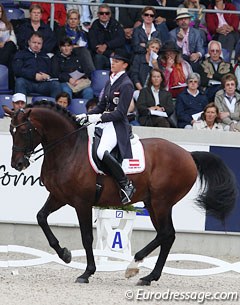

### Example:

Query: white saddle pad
xmin=87 ymin=125 xmax=145 ymax=174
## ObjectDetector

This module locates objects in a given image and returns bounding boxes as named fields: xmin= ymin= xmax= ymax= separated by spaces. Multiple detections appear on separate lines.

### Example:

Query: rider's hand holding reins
xmin=87 ymin=114 xmax=102 ymax=124
xmin=76 ymin=113 xmax=102 ymax=124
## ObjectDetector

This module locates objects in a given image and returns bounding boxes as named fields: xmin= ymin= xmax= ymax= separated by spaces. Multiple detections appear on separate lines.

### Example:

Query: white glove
xmin=88 ymin=114 xmax=102 ymax=123
xmin=76 ymin=113 xmax=87 ymax=124
xmin=76 ymin=113 xmax=87 ymax=120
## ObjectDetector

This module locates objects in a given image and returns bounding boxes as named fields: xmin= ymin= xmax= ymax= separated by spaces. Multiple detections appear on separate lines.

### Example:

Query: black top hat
xmin=111 ymin=49 xmax=130 ymax=64
xmin=159 ymin=41 xmax=181 ymax=54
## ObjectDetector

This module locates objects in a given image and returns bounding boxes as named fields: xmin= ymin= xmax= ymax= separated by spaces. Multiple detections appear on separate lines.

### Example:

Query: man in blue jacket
xmin=13 ymin=32 xmax=62 ymax=98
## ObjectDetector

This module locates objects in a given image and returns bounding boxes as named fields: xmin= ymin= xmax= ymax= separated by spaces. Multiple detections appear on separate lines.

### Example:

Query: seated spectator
xmin=170 ymin=8 xmax=205 ymax=71
xmin=86 ymin=97 xmax=98 ymax=112
xmin=32 ymin=2 xmax=66 ymax=28
xmin=12 ymin=93 xmax=27 ymax=111
xmin=178 ymin=0 xmax=210 ymax=46
xmin=176 ymin=72 xmax=208 ymax=128
xmin=146 ymin=0 xmax=180 ymax=31
xmin=136 ymin=68 xmax=174 ymax=127
xmin=55 ymin=9 xmax=95 ymax=76
xmin=0 ymin=3 xmax=18 ymax=90
xmin=55 ymin=92 xmax=71 ymax=108
xmin=206 ymin=0 xmax=239 ymax=59
xmin=130 ymin=38 xmax=161 ymax=99
xmin=88 ymin=4 xmax=125 ymax=70
xmin=103 ymin=0 xmax=145 ymax=55
xmin=214 ymin=73 xmax=240 ymax=132
xmin=197 ymin=40 xmax=234 ymax=102
xmin=2 ymin=93 xmax=27 ymax=118
xmin=156 ymin=40 xmax=192 ymax=98
xmin=52 ymin=37 xmax=93 ymax=100
xmin=13 ymin=32 xmax=62 ymax=98
xmin=193 ymin=102 xmax=224 ymax=130
xmin=132 ymin=6 xmax=163 ymax=55
xmin=67 ymin=0 xmax=97 ymax=29
xmin=16 ymin=3 xmax=57 ymax=53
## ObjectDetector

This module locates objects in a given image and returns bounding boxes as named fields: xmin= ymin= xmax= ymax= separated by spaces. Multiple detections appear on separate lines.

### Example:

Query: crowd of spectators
xmin=1 ymin=0 xmax=240 ymax=131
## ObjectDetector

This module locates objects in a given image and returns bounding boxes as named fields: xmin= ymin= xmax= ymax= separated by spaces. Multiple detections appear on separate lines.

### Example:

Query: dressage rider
xmin=77 ymin=49 xmax=135 ymax=204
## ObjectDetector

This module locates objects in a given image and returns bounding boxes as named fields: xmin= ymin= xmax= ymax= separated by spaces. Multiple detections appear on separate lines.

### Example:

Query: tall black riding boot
xmin=102 ymin=151 xmax=135 ymax=204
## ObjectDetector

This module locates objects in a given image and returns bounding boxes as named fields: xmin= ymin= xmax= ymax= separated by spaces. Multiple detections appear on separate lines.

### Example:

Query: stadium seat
xmin=31 ymin=96 xmax=56 ymax=103
xmin=0 ymin=65 xmax=12 ymax=94
xmin=68 ymin=98 xmax=88 ymax=114
xmin=5 ymin=8 xmax=25 ymax=20
xmin=2 ymin=1 xmax=17 ymax=8
xmin=18 ymin=1 xmax=31 ymax=9
xmin=91 ymin=70 xmax=110 ymax=97
xmin=0 ymin=94 xmax=12 ymax=118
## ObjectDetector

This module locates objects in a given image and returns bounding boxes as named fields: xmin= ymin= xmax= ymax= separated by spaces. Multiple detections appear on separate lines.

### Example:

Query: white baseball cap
xmin=12 ymin=93 xmax=27 ymax=103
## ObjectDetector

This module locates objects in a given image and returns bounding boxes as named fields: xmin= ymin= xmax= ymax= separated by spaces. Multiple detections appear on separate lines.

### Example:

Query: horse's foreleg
xmin=37 ymin=195 xmax=72 ymax=264
xmin=75 ymin=206 xmax=96 ymax=284
xmin=137 ymin=212 xmax=175 ymax=286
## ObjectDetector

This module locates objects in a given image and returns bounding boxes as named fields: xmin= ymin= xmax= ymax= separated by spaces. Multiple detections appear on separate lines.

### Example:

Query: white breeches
xmin=96 ymin=122 xmax=117 ymax=160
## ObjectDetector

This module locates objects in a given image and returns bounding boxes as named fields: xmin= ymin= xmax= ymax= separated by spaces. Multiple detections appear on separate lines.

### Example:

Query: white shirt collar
xmin=187 ymin=89 xmax=199 ymax=97
xmin=110 ymin=71 xmax=125 ymax=85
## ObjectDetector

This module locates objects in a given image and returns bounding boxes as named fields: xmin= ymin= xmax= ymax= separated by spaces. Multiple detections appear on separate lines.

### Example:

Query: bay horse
xmin=5 ymin=101 xmax=237 ymax=286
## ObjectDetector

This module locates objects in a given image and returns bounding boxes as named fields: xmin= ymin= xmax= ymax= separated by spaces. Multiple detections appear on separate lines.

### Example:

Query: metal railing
xmin=16 ymin=0 xmax=240 ymax=30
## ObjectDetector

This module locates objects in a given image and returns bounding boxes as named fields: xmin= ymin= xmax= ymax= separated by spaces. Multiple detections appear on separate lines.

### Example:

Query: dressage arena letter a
xmin=111 ymin=231 xmax=123 ymax=249
xmin=107 ymin=229 xmax=129 ymax=252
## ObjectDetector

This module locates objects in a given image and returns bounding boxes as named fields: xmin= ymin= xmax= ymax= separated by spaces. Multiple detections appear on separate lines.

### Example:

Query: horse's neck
xmin=33 ymin=108 xmax=83 ymax=157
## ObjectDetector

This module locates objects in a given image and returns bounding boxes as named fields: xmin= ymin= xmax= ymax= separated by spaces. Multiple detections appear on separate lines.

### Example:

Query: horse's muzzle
xmin=12 ymin=156 xmax=30 ymax=171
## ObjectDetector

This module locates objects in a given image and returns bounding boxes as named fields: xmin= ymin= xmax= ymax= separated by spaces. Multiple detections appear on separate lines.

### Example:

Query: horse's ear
xmin=2 ymin=105 xmax=14 ymax=117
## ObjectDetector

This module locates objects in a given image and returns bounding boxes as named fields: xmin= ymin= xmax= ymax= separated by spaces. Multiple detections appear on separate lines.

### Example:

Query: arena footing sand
xmin=0 ymin=261 xmax=239 ymax=305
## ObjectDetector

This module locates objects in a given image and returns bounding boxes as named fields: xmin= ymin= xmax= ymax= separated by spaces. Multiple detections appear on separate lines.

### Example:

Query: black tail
xmin=191 ymin=151 xmax=238 ymax=221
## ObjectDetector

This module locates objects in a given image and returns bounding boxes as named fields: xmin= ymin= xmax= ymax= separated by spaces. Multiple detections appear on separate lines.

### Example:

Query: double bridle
xmin=11 ymin=118 xmax=37 ymax=160
xmin=11 ymin=116 xmax=86 ymax=162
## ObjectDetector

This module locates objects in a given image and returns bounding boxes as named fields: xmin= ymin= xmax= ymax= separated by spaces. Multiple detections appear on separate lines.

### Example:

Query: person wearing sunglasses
xmin=197 ymin=40 xmax=234 ymax=102
xmin=88 ymin=4 xmax=126 ymax=70
xmin=175 ymin=72 xmax=208 ymax=128
xmin=132 ymin=6 xmax=163 ymax=55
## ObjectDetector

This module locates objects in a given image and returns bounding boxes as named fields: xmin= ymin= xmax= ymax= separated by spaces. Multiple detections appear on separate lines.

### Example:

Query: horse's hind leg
xmin=37 ymin=194 xmax=71 ymax=264
xmin=127 ymin=210 xmax=175 ymax=286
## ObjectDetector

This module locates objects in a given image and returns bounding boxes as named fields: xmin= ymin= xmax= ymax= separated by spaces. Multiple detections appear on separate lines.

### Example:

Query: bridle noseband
xmin=11 ymin=118 xmax=37 ymax=160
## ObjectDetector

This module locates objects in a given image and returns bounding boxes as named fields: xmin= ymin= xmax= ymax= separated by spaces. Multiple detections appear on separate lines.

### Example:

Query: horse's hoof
xmin=137 ymin=279 xmax=151 ymax=286
xmin=125 ymin=267 xmax=139 ymax=279
xmin=75 ymin=276 xmax=89 ymax=284
xmin=62 ymin=247 xmax=72 ymax=264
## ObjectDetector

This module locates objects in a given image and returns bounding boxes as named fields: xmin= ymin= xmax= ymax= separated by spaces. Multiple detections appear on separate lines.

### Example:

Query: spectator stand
xmin=0 ymin=94 xmax=12 ymax=118
xmin=91 ymin=70 xmax=110 ymax=97
xmin=0 ymin=65 xmax=12 ymax=95
xmin=5 ymin=7 xmax=25 ymax=20
xmin=31 ymin=96 xmax=56 ymax=103
xmin=68 ymin=98 xmax=88 ymax=115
